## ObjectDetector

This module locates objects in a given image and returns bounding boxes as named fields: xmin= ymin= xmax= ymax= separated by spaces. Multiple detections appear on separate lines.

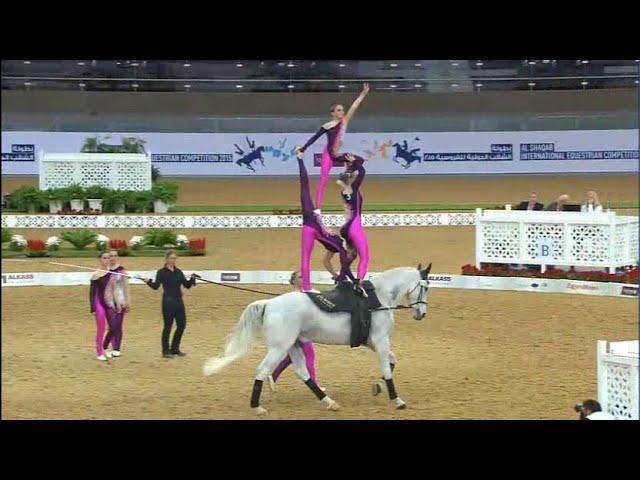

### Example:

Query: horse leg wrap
xmin=380 ymin=362 xmax=395 ymax=381
xmin=305 ymin=378 xmax=327 ymax=400
xmin=250 ymin=379 xmax=264 ymax=408
xmin=385 ymin=378 xmax=398 ymax=400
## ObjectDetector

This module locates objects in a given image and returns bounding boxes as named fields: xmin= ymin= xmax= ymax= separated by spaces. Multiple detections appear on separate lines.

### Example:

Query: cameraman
xmin=575 ymin=399 xmax=617 ymax=420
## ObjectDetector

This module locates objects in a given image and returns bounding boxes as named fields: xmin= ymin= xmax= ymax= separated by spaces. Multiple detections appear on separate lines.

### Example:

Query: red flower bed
xmin=188 ymin=238 xmax=206 ymax=251
xmin=27 ymin=239 xmax=46 ymax=251
xmin=26 ymin=239 xmax=49 ymax=257
xmin=461 ymin=264 xmax=639 ymax=284
xmin=57 ymin=207 xmax=101 ymax=215
xmin=109 ymin=239 xmax=128 ymax=250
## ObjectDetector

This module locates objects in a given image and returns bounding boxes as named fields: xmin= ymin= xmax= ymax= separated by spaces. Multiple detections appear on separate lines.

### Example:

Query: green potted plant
xmin=151 ymin=182 xmax=179 ymax=213
xmin=104 ymin=189 xmax=128 ymax=214
xmin=81 ymin=136 xmax=100 ymax=153
xmin=85 ymin=185 xmax=110 ymax=212
xmin=65 ymin=184 xmax=86 ymax=211
xmin=12 ymin=186 xmax=44 ymax=213
xmin=44 ymin=188 xmax=69 ymax=213
xmin=130 ymin=190 xmax=153 ymax=213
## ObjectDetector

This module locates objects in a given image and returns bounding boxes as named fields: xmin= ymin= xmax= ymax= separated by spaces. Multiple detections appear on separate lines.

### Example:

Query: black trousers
xmin=162 ymin=297 xmax=187 ymax=354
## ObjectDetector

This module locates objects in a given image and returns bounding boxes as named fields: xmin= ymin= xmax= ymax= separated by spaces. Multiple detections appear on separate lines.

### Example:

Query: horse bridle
xmin=407 ymin=279 xmax=429 ymax=308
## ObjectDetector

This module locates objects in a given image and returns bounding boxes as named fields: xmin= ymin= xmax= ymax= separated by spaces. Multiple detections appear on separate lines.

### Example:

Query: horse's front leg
xmin=371 ymin=349 xmax=397 ymax=397
xmin=289 ymin=345 xmax=341 ymax=411
xmin=371 ymin=337 xmax=406 ymax=410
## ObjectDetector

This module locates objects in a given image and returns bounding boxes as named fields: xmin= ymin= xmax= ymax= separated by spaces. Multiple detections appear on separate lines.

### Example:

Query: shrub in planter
xmin=44 ymin=188 xmax=69 ymax=213
xmin=65 ymin=184 xmax=86 ymax=211
xmin=1 ymin=228 xmax=11 ymax=244
xmin=9 ymin=234 xmax=27 ymax=251
xmin=103 ymin=189 xmax=128 ymax=213
xmin=12 ymin=186 xmax=45 ymax=213
xmin=143 ymin=229 xmax=177 ymax=248
xmin=26 ymin=239 xmax=49 ymax=257
xmin=128 ymin=190 xmax=153 ymax=213
xmin=45 ymin=236 xmax=61 ymax=251
xmin=61 ymin=230 xmax=98 ymax=250
xmin=85 ymin=185 xmax=110 ymax=211
xmin=151 ymin=182 xmax=179 ymax=213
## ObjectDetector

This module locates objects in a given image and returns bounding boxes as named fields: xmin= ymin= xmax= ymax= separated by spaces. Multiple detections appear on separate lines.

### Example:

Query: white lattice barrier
xmin=476 ymin=209 xmax=639 ymax=273
xmin=39 ymin=152 xmax=151 ymax=190
xmin=597 ymin=340 xmax=639 ymax=420
xmin=1 ymin=212 xmax=477 ymax=229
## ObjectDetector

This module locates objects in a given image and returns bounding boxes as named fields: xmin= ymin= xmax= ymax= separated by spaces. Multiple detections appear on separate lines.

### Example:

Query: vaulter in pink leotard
xmin=297 ymin=83 xmax=369 ymax=212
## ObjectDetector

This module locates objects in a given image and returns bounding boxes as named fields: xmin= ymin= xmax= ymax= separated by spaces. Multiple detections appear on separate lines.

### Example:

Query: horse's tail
xmin=203 ymin=300 xmax=268 ymax=377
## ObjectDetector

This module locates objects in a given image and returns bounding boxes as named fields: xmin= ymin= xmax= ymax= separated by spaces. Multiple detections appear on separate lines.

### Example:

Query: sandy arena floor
xmin=1 ymin=174 xmax=637 ymax=419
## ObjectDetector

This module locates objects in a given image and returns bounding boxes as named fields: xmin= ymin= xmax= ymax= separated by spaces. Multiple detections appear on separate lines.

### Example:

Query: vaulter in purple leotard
xmin=89 ymin=251 xmax=118 ymax=361
xmin=296 ymin=150 xmax=357 ymax=292
xmin=296 ymin=83 xmax=369 ymax=213
xmin=102 ymin=249 xmax=129 ymax=357
xmin=337 ymin=154 xmax=370 ymax=288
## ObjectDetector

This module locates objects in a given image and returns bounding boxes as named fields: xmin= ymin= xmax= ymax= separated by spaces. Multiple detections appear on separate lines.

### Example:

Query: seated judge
xmin=516 ymin=192 xmax=544 ymax=211
xmin=545 ymin=194 xmax=570 ymax=212
xmin=581 ymin=190 xmax=603 ymax=213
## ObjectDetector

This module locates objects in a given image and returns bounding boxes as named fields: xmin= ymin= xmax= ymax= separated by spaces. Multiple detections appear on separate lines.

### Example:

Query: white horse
xmin=203 ymin=263 xmax=431 ymax=415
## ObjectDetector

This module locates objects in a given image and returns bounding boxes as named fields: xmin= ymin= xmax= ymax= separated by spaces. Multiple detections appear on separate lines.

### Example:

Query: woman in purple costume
xmin=89 ymin=252 xmax=117 ymax=361
xmin=337 ymin=154 xmax=369 ymax=290
xmin=296 ymin=83 xmax=369 ymax=214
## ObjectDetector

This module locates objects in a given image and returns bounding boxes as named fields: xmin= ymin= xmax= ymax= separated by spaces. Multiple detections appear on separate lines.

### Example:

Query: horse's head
xmin=406 ymin=263 xmax=431 ymax=320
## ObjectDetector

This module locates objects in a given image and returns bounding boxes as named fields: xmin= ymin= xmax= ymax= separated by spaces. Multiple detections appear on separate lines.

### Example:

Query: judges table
xmin=475 ymin=209 xmax=639 ymax=273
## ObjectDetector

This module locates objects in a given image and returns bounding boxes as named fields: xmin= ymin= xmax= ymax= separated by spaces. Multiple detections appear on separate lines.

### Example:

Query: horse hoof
xmin=268 ymin=375 xmax=277 ymax=393
xmin=326 ymin=401 xmax=341 ymax=411
xmin=394 ymin=398 xmax=407 ymax=410
xmin=372 ymin=382 xmax=382 ymax=396
xmin=254 ymin=406 xmax=268 ymax=416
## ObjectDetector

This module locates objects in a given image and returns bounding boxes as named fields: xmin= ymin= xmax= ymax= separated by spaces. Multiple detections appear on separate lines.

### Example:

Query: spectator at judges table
xmin=581 ymin=190 xmax=603 ymax=212
xmin=516 ymin=192 xmax=544 ymax=211
xmin=545 ymin=194 xmax=570 ymax=212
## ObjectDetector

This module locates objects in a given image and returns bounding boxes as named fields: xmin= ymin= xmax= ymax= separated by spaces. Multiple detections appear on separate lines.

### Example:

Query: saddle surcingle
xmin=306 ymin=281 xmax=382 ymax=348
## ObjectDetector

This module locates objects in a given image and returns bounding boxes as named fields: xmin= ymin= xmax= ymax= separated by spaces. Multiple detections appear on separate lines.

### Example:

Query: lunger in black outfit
xmin=145 ymin=250 xmax=197 ymax=358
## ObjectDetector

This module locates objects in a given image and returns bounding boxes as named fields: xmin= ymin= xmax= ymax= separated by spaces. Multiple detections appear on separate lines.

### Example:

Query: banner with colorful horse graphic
xmin=2 ymin=129 xmax=637 ymax=176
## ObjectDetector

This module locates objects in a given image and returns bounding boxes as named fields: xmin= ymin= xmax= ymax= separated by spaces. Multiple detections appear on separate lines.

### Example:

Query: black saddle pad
xmin=306 ymin=281 xmax=382 ymax=348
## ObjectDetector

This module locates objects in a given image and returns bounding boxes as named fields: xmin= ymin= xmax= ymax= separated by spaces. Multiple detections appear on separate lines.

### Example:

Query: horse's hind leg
xmin=289 ymin=345 xmax=341 ymax=412
xmin=251 ymin=347 xmax=291 ymax=416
